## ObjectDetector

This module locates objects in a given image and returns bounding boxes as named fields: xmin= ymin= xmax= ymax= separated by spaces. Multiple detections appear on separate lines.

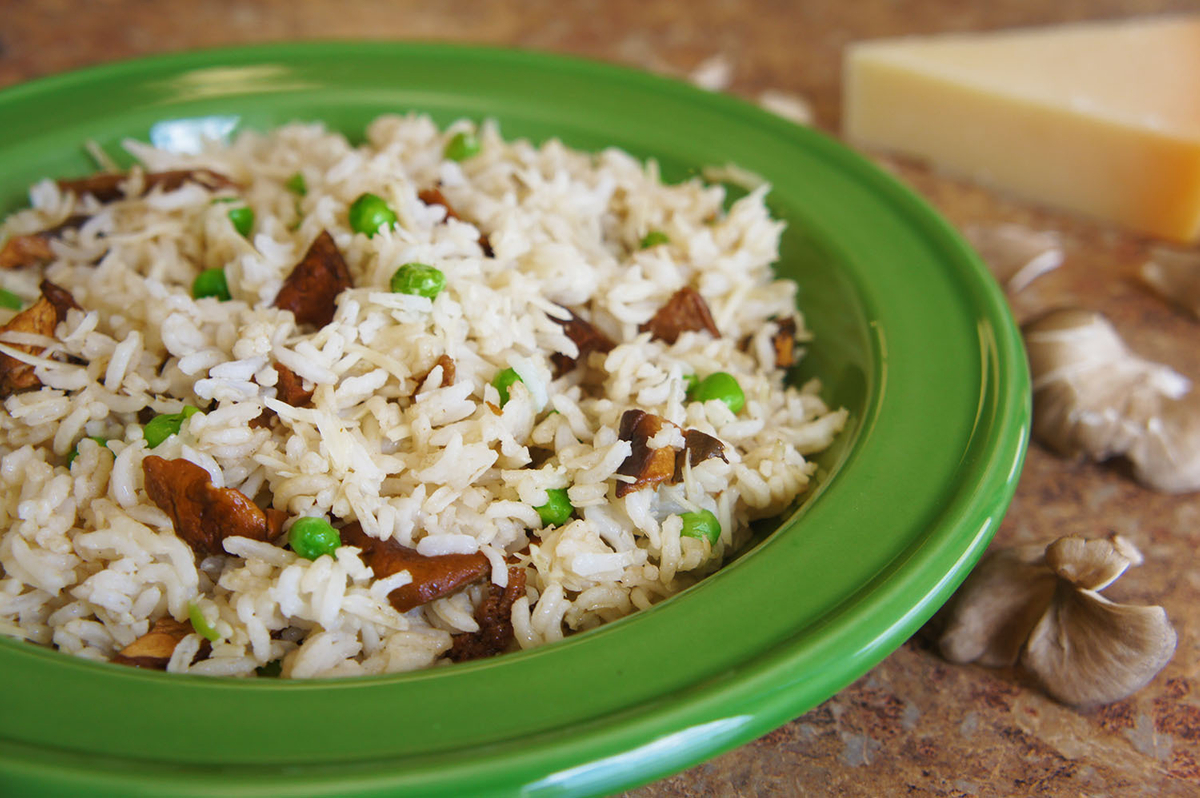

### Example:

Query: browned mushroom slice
xmin=39 ymin=280 xmax=80 ymax=317
xmin=549 ymin=309 xmax=616 ymax=377
xmin=0 ymin=279 xmax=80 ymax=396
xmin=274 ymin=362 xmax=314 ymax=406
xmin=446 ymin=564 xmax=527 ymax=662
xmin=142 ymin=456 xmax=280 ymax=556
xmin=673 ymin=429 xmax=728 ymax=481
xmin=57 ymin=169 xmax=238 ymax=202
xmin=638 ymin=287 xmax=721 ymax=344
xmin=411 ymin=354 xmax=456 ymax=397
xmin=615 ymin=409 xmax=680 ymax=498
xmin=0 ymin=215 xmax=90 ymax=270
xmin=418 ymin=188 xmax=463 ymax=222
xmin=111 ymin=617 xmax=193 ymax=670
xmin=273 ymin=230 xmax=353 ymax=328
xmin=771 ymin=316 xmax=798 ymax=369
xmin=340 ymin=522 xmax=491 ymax=612
xmin=418 ymin=187 xmax=493 ymax=256
xmin=250 ymin=362 xmax=315 ymax=429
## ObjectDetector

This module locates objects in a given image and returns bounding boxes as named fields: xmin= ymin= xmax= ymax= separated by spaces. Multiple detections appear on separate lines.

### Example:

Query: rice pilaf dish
xmin=0 ymin=116 xmax=847 ymax=678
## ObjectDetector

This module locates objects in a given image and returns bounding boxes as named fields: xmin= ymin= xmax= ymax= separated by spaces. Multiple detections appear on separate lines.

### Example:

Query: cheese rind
xmin=844 ymin=15 xmax=1200 ymax=242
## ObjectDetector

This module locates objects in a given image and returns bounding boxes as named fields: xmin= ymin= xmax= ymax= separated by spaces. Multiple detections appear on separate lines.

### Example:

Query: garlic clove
xmin=937 ymin=544 xmax=1058 ymax=668
xmin=1043 ymin=534 xmax=1142 ymax=592
xmin=1140 ymin=247 xmax=1200 ymax=319
xmin=1021 ymin=586 xmax=1177 ymax=708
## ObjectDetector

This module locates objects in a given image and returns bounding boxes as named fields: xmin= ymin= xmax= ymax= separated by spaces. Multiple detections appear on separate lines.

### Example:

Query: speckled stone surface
xmin=2 ymin=1 xmax=1198 ymax=795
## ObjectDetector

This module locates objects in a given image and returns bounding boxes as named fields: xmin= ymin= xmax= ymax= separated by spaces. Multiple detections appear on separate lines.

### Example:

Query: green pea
xmin=288 ymin=517 xmax=342 ymax=560
xmin=683 ymin=372 xmax=699 ymax=395
xmin=390 ymin=263 xmax=446 ymax=299
xmin=680 ymin=509 xmax=721 ymax=546
xmin=67 ymin=436 xmax=109 ymax=466
xmin=690 ymin=372 xmax=745 ymax=413
xmin=639 ymin=230 xmax=670 ymax=249
xmin=492 ymin=367 xmax=524 ymax=407
xmin=444 ymin=130 xmax=481 ymax=162
xmin=348 ymin=192 xmax=397 ymax=237
xmin=255 ymin=659 xmax=283 ymax=678
xmin=227 ymin=205 xmax=254 ymax=238
xmin=143 ymin=406 xmax=199 ymax=449
xmin=285 ymin=172 xmax=307 ymax=196
xmin=188 ymin=602 xmax=220 ymax=642
xmin=0 ymin=288 xmax=22 ymax=310
xmin=535 ymin=488 xmax=573 ymax=527
xmin=192 ymin=267 xmax=231 ymax=301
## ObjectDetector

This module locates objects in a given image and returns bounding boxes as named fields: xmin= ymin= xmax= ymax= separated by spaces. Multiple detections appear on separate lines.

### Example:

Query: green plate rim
xmin=0 ymin=41 xmax=1030 ymax=797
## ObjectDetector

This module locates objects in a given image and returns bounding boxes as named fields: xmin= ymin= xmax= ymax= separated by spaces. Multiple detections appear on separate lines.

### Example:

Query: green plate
xmin=0 ymin=43 xmax=1029 ymax=796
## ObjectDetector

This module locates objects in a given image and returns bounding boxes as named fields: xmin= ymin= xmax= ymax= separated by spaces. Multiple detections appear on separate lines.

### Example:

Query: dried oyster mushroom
xmin=963 ymin=223 xmax=1063 ymax=294
xmin=938 ymin=535 xmax=1176 ymax=708
xmin=1023 ymin=308 xmax=1200 ymax=492
xmin=1140 ymin=246 xmax=1200 ymax=319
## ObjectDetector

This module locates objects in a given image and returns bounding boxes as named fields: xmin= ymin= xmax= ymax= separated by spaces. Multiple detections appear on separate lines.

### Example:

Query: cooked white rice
xmin=0 ymin=115 xmax=847 ymax=678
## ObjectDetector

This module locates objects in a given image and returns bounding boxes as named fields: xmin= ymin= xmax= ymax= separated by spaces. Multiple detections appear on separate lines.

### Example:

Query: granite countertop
xmin=2 ymin=1 xmax=1197 ymax=795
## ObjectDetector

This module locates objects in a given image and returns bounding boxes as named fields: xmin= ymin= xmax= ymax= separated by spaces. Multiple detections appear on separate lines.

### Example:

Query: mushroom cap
xmin=1044 ymin=535 xmax=1142 ymax=591
xmin=937 ymin=544 xmax=1057 ymax=668
xmin=1023 ymin=309 xmax=1196 ymax=491
xmin=1140 ymin=247 xmax=1200 ymax=320
xmin=1022 ymin=585 xmax=1177 ymax=708
xmin=1126 ymin=392 xmax=1200 ymax=493
xmin=964 ymin=223 xmax=1063 ymax=294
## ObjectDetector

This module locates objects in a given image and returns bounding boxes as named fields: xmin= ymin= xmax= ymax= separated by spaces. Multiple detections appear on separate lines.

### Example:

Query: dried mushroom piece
xmin=674 ymin=429 xmax=728 ymax=481
xmin=1024 ymin=308 xmax=1200 ymax=492
xmin=638 ymin=287 xmax=721 ymax=344
xmin=937 ymin=535 xmax=1177 ymax=708
xmin=1140 ymin=246 xmax=1200 ymax=319
xmin=142 ymin=456 xmax=284 ymax=556
xmin=0 ymin=215 xmax=89 ymax=270
xmin=446 ymin=564 xmax=527 ymax=662
xmin=616 ymin=409 xmax=729 ymax=495
xmin=770 ymin=316 xmax=798 ymax=369
xmin=112 ymin=617 xmax=193 ymax=670
xmin=57 ymin=168 xmax=238 ymax=202
xmin=738 ymin=316 xmax=798 ymax=369
xmin=412 ymin=354 xmax=456 ymax=396
xmin=274 ymin=362 xmax=314 ymax=407
xmin=418 ymin=187 xmax=493 ymax=256
xmin=273 ymin=230 xmax=353 ymax=328
xmin=549 ymin=309 xmax=615 ymax=377
xmin=0 ymin=279 xmax=80 ymax=396
xmin=340 ymin=522 xmax=491 ymax=612
xmin=250 ymin=363 xmax=315 ymax=428
xmin=615 ymin=409 xmax=679 ymax=498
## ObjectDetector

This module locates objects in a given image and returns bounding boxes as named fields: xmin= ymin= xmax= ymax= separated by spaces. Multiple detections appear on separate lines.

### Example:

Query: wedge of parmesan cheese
xmin=843 ymin=15 xmax=1200 ymax=242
